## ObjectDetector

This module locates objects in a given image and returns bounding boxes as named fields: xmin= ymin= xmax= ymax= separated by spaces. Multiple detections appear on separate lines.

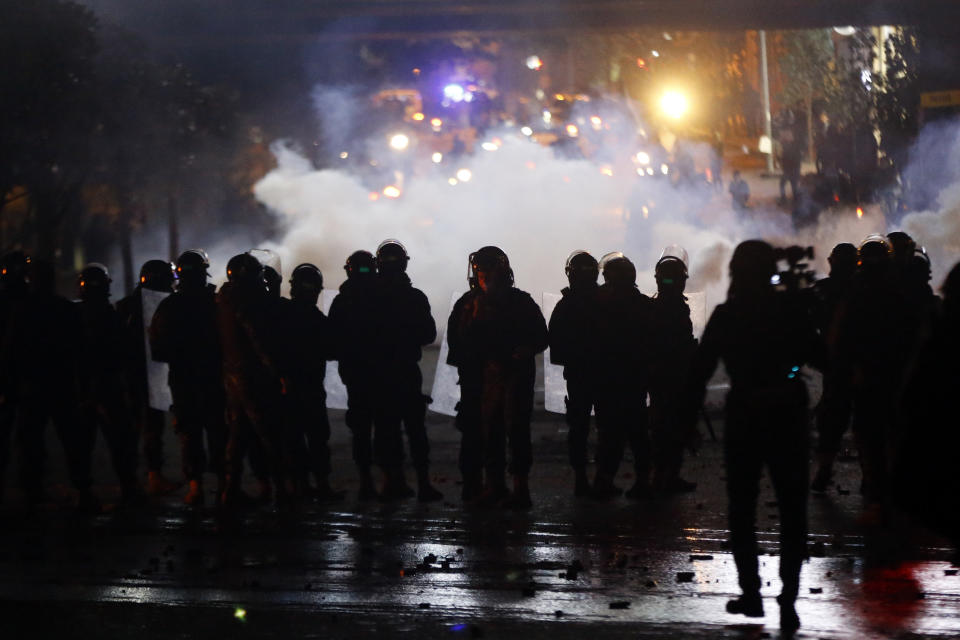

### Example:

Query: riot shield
xmin=141 ymin=288 xmax=173 ymax=411
xmin=541 ymin=292 xmax=567 ymax=414
xmin=428 ymin=291 xmax=464 ymax=416
xmin=320 ymin=288 xmax=349 ymax=410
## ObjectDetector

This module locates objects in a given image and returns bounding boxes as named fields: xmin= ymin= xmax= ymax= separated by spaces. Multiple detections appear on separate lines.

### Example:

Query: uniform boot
xmin=381 ymin=468 xmax=415 ymax=501
xmin=501 ymin=475 xmax=532 ymax=509
xmin=574 ymin=468 xmax=590 ymax=497
xmin=184 ymin=479 xmax=204 ymax=506
xmin=777 ymin=594 xmax=800 ymax=636
xmin=416 ymin=468 xmax=443 ymax=502
xmin=147 ymin=471 xmax=180 ymax=497
xmin=357 ymin=466 xmax=379 ymax=502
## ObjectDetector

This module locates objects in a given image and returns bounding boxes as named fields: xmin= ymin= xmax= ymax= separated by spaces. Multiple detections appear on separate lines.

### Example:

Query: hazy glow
xmin=389 ymin=133 xmax=410 ymax=151
xmin=660 ymin=91 xmax=689 ymax=119
xmin=456 ymin=168 xmax=472 ymax=182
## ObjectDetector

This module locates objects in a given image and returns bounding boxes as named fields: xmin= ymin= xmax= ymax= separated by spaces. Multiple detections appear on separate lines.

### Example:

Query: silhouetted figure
xmin=75 ymin=263 xmax=141 ymax=507
xmin=0 ymin=250 xmax=30 ymax=504
xmin=375 ymin=240 xmax=442 ymax=502
xmin=151 ymin=250 xmax=224 ymax=506
xmin=117 ymin=260 xmax=179 ymax=497
xmin=329 ymin=250 xmax=384 ymax=501
xmin=685 ymin=240 xmax=818 ymax=635
xmin=779 ymin=127 xmax=802 ymax=204
xmin=548 ymin=250 xmax=600 ymax=497
xmin=729 ymin=171 xmax=750 ymax=213
xmin=281 ymin=263 xmax=341 ymax=501
xmin=1 ymin=259 xmax=85 ymax=508
xmin=592 ymin=252 xmax=654 ymax=499
xmin=216 ymin=253 xmax=288 ymax=509
xmin=894 ymin=261 xmax=960 ymax=556
xmin=810 ymin=243 xmax=858 ymax=493
xmin=833 ymin=235 xmax=913 ymax=515
xmin=447 ymin=246 xmax=547 ymax=508
xmin=649 ymin=246 xmax=697 ymax=494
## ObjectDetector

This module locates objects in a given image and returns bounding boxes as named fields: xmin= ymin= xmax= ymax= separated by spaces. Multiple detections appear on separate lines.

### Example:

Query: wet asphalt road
xmin=1 ymin=349 xmax=959 ymax=639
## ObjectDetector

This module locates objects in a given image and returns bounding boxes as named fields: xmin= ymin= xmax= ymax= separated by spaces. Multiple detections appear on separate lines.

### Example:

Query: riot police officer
xmin=447 ymin=246 xmax=548 ymax=508
xmin=117 ymin=259 xmax=179 ymax=496
xmin=151 ymin=250 xmax=225 ymax=506
xmin=810 ymin=243 xmax=857 ymax=493
xmin=375 ymin=240 xmax=442 ymax=502
xmin=1 ymin=259 xmax=86 ymax=508
xmin=75 ymin=263 xmax=141 ymax=506
xmin=282 ymin=263 xmax=340 ymax=499
xmin=0 ymin=250 xmax=30 ymax=504
xmin=685 ymin=240 xmax=818 ymax=635
xmin=548 ymin=250 xmax=601 ymax=496
xmin=328 ymin=250 xmax=383 ymax=500
xmin=217 ymin=252 xmax=289 ymax=508
xmin=592 ymin=252 xmax=655 ymax=499
xmin=649 ymin=245 xmax=698 ymax=494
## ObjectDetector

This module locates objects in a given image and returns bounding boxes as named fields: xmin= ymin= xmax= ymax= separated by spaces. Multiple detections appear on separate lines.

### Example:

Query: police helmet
xmin=176 ymin=249 xmax=210 ymax=276
xmin=226 ymin=252 xmax=263 ymax=284
xmin=886 ymin=231 xmax=916 ymax=264
xmin=468 ymin=245 xmax=513 ymax=288
xmin=858 ymin=234 xmax=893 ymax=267
xmin=599 ymin=251 xmax=636 ymax=286
xmin=344 ymin=250 xmax=377 ymax=278
xmin=139 ymin=259 xmax=177 ymax=291
xmin=0 ymin=250 xmax=30 ymax=287
xmin=376 ymin=239 xmax=409 ymax=274
xmin=262 ymin=265 xmax=282 ymax=296
xmin=78 ymin=263 xmax=111 ymax=299
xmin=565 ymin=250 xmax=598 ymax=276
xmin=290 ymin=263 xmax=323 ymax=293
xmin=655 ymin=244 xmax=690 ymax=283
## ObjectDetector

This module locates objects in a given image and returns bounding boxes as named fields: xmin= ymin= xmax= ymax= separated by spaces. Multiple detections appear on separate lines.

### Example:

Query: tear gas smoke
xmin=246 ymin=92 xmax=960 ymax=328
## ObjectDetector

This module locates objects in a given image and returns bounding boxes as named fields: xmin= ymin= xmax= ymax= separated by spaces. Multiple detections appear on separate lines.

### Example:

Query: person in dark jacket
xmin=649 ymin=245 xmax=698 ymax=494
xmin=0 ymin=250 xmax=30 ymax=505
xmin=1 ymin=259 xmax=89 ymax=509
xmin=329 ymin=250 xmax=383 ymax=500
xmin=375 ymin=240 xmax=442 ymax=501
xmin=810 ymin=243 xmax=857 ymax=493
xmin=447 ymin=246 xmax=548 ymax=508
xmin=281 ymin=262 xmax=340 ymax=500
xmin=685 ymin=240 xmax=819 ymax=636
xmin=548 ymin=250 xmax=600 ymax=497
xmin=75 ymin=263 xmax=141 ymax=506
xmin=151 ymin=250 xmax=225 ymax=506
xmin=592 ymin=252 xmax=655 ymax=499
xmin=117 ymin=259 xmax=179 ymax=496
xmin=217 ymin=252 xmax=289 ymax=509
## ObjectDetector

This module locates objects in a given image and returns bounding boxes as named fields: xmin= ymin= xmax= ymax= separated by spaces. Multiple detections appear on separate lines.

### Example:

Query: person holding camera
xmin=684 ymin=240 xmax=819 ymax=636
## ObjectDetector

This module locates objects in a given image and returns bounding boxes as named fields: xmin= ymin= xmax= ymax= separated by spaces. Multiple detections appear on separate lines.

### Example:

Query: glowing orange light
xmin=412 ymin=68 xmax=421 ymax=76
xmin=412 ymin=112 xmax=425 ymax=121
xmin=856 ymin=206 xmax=864 ymax=218
xmin=430 ymin=118 xmax=442 ymax=129
xmin=601 ymin=165 xmax=614 ymax=177
xmin=368 ymin=192 xmax=380 ymax=201
xmin=383 ymin=186 xmax=401 ymax=199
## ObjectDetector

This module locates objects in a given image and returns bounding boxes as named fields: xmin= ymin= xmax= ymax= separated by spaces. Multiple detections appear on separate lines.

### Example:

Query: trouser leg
xmin=767 ymin=414 xmax=809 ymax=603
xmin=480 ymin=373 xmax=507 ymax=487
xmin=505 ymin=369 xmax=534 ymax=478
xmin=401 ymin=367 xmax=430 ymax=471
xmin=96 ymin=392 xmax=138 ymax=486
xmin=345 ymin=382 xmax=375 ymax=470
xmin=725 ymin=417 xmax=764 ymax=596
xmin=564 ymin=375 xmax=593 ymax=471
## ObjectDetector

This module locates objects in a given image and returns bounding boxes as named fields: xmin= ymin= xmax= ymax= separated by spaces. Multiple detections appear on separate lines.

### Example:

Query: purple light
xmin=443 ymin=84 xmax=466 ymax=102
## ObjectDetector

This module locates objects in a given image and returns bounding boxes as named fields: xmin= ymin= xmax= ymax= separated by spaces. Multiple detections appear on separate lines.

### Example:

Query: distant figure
xmin=810 ymin=243 xmax=858 ymax=494
xmin=151 ymin=250 xmax=224 ymax=506
xmin=685 ymin=240 xmax=819 ymax=635
xmin=447 ymin=246 xmax=548 ymax=508
xmin=649 ymin=246 xmax=698 ymax=494
xmin=329 ymin=250 xmax=386 ymax=501
xmin=548 ymin=250 xmax=601 ymax=497
xmin=592 ymin=252 xmax=655 ymax=499
xmin=779 ymin=128 xmax=802 ymax=204
xmin=711 ymin=131 xmax=724 ymax=191
xmin=117 ymin=260 xmax=179 ymax=497
xmin=729 ymin=171 xmax=751 ymax=213
xmin=375 ymin=240 xmax=443 ymax=502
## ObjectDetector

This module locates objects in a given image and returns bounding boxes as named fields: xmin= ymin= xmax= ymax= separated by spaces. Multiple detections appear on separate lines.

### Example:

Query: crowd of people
xmin=0 ymin=229 xmax=953 ymax=635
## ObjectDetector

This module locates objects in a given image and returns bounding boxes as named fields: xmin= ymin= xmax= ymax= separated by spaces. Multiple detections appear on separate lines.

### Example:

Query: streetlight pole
xmin=760 ymin=29 xmax=774 ymax=173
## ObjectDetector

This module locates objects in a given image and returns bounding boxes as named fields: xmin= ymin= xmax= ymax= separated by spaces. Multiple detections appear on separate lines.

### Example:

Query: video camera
xmin=771 ymin=245 xmax=816 ymax=292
